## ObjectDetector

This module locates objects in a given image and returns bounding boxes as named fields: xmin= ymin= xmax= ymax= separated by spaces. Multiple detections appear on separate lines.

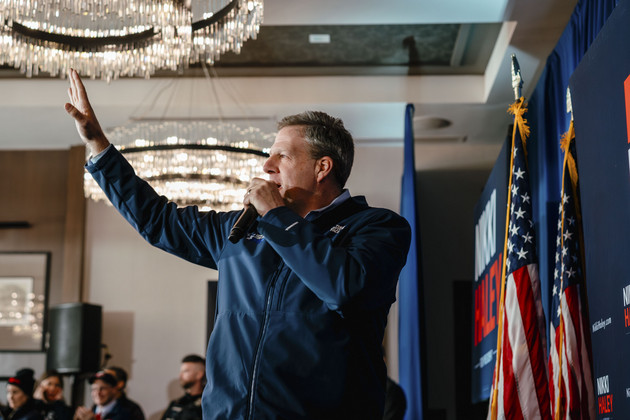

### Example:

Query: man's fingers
xmin=68 ymin=69 xmax=85 ymax=110
xmin=64 ymin=103 xmax=84 ymax=123
xmin=71 ymin=68 xmax=90 ymax=104
xmin=64 ymin=102 xmax=76 ymax=115
xmin=67 ymin=82 xmax=92 ymax=117
xmin=67 ymin=87 xmax=75 ymax=106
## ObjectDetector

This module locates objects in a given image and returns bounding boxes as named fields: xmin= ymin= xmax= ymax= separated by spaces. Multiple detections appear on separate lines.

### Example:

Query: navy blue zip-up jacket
xmin=87 ymin=147 xmax=412 ymax=420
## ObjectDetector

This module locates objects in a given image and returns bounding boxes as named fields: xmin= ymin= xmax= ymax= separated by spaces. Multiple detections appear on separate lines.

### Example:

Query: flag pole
xmin=489 ymin=54 xmax=524 ymax=419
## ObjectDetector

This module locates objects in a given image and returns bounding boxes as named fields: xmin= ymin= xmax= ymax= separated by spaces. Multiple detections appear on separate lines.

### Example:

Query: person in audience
xmin=381 ymin=348 xmax=406 ymax=420
xmin=382 ymin=377 xmax=407 ymax=420
xmin=102 ymin=368 xmax=144 ymax=420
xmin=1 ymin=368 xmax=42 ymax=420
xmin=73 ymin=372 xmax=132 ymax=420
xmin=161 ymin=355 xmax=206 ymax=420
xmin=33 ymin=371 xmax=72 ymax=420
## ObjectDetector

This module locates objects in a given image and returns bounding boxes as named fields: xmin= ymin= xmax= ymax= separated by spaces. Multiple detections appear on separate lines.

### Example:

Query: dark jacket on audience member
xmin=160 ymin=393 xmax=202 ymax=420
xmin=35 ymin=400 xmax=72 ymax=420
xmin=91 ymin=400 xmax=134 ymax=420
xmin=0 ymin=399 xmax=43 ymax=420
xmin=382 ymin=378 xmax=407 ymax=420
xmin=117 ymin=394 xmax=144 ymax=420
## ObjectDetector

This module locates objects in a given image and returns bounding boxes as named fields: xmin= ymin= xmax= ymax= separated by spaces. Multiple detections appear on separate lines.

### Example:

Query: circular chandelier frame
xmin=0 ymin=0 xmax=263 ymax=80
xmin=84 ymin=118 xmax=275 ymax=212
xmin=119 ymin=143 xmax=269 ymax=157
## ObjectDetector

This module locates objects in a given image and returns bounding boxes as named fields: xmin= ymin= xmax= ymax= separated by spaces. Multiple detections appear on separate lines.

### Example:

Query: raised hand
xmin=74 ymin=406 xmax=96 ymax=420
xmin=64 ymin=68 xmax=110 ymax=156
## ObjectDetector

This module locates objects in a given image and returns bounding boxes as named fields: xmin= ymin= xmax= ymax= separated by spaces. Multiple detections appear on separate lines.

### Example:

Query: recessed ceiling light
xmin=413 ymin=116 xmax=452 ymax=130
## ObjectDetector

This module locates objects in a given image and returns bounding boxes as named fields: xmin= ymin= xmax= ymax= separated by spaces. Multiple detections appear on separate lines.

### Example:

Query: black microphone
xmin=228 ymin=205 xmax=258 ymax=243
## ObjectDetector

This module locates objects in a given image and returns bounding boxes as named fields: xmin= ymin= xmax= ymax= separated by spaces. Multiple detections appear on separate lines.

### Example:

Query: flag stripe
xmin=496 ymin=354 xmax=506 ymax=418
xmin=561 ymin=294 xmax=578 ymax=417
xmin=549 ymin=324 xmax=560 ymax=410
xmin=528 ymin=264 xmax=548 ymax=355
xmin=500 ymin=309 xmax=524 ymax=420
xmin=506 ymin=268 xmax=544 ymax=418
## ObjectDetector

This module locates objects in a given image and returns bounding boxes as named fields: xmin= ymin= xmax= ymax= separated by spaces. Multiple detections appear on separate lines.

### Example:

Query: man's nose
xmin=263 ymin=157 xmax=276 ymax=174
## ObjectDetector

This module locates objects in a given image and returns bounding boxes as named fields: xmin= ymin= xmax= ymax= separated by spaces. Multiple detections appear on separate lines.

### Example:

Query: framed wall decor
xmin=0 ymin=252 xmax=50 ymax=351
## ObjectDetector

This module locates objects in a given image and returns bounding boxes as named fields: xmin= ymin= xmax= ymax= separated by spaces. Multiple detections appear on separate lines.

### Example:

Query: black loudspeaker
xmin=46 ymin=303 xmax=102 ymax=373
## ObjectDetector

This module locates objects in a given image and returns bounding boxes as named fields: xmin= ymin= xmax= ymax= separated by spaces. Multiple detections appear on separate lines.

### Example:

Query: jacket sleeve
xmin=256 ymin=205 xmax=412 ymax=313
xmin=86 ymin=146 xmax=237 ymax=269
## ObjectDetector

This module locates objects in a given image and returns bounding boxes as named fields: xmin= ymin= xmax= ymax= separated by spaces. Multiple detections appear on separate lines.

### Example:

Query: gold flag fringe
xmin=560 ymin=121 xmax=578 ymax=189
xmin=508 ymin=98 xmax=531 ymax=142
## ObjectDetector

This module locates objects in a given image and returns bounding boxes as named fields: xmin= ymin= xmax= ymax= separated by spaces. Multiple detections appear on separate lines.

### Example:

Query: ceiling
xmin=0 ymin=0 xmax=577 ymax=171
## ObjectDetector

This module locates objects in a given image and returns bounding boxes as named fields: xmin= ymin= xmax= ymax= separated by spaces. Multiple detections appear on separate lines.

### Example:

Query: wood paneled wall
xmin=0 ymin=146 xmax=86 ymax=305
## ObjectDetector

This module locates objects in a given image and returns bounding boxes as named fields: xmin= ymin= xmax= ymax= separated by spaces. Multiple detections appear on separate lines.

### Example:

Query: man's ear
xmin=315 ymin=156 xmax=334 ymax=183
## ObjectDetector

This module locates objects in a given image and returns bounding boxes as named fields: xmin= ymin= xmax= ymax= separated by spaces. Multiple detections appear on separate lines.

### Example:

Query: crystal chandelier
xmin=0 ymin=0 xmax=264 ymax=80
xmin=84 ymin=119 xmax=274 ymax=212
xmin=0 ymin=0 xmax=193 ymax=81
xmin=192 ymin=0 xmax=263 ymax=65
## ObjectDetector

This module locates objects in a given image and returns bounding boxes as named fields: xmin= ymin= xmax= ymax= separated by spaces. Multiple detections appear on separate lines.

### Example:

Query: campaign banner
xmin=471 ymin=133 xmax=509 ymax=403
xmin=569 ymin=0 xmax=630 ymax=417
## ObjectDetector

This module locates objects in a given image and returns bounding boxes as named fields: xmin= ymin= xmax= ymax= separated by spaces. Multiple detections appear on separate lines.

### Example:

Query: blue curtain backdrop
xmin=527 ymin=0 xmax=617 ymax=329
xmin=398 ymin=103 xmax=425 ymax=420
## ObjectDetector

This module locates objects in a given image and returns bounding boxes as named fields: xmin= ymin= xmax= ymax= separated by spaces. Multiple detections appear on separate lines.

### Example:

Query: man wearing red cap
xmin=73 ymin=372 xmax=133 ymax=420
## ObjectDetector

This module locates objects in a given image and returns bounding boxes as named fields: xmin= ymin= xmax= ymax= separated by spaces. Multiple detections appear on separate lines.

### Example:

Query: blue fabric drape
xmin=527 ymin=0 xmax=617 ymax=327
xmin=398 ymin=104 xmax=425 ymax=420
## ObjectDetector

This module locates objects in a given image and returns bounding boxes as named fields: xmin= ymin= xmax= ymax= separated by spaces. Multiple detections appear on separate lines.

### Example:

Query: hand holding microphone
xmin=228 ymin=204 xmax=258 ymax=243
xmin=228 ymin=180 xmax=284 ymax=243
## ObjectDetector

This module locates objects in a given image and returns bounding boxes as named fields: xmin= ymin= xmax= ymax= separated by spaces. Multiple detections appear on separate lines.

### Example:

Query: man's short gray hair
xmin=278 ymin=111 xmax=355 ymax=188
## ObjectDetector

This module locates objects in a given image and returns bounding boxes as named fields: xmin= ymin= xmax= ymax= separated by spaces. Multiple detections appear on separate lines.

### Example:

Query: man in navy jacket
xmin=74 ymin=372 xmax=134 ymax=420
xmin=65 ymin=69 xmax=411 ymax=420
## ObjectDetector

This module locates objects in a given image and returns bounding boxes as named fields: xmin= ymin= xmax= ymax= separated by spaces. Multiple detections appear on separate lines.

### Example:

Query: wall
xmin=0 ymin=150 xmax=71 ymax=377
xmin=416 ymin=169 xmax=492 ymax=420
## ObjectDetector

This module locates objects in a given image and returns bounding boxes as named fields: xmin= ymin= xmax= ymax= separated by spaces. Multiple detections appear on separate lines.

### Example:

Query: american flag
xmin=548 ymin=122 xmax=595 ymax=419
xmin=489 ymin=99 xmax=551 ymax=420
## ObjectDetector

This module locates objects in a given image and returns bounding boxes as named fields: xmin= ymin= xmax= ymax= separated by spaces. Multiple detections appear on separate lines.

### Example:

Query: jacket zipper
xmin=246 ymin=261 xmax=284 ymax=419
xmin=275 ymin=274 xmax=290 ymax=311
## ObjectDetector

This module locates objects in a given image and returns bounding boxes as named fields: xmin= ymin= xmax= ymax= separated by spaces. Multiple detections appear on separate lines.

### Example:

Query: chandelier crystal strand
xmin=0 ymin=0 xmax=193 ymax=80
xmin=84 ymin=120 xmax=274 ymax=212
xmin=192 ymin=0 xmax=263 ymax=65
